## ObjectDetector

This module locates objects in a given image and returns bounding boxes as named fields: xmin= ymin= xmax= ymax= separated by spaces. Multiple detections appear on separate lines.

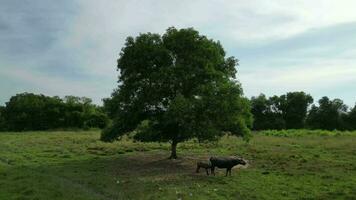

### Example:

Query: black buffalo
xmin=210 ymin=156 xmax=247 ymax=176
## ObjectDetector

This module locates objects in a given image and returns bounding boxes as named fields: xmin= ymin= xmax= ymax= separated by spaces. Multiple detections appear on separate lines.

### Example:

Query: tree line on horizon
xmin=0 ymin=93 xmax=109 ymax=131
xmin=250 ymin=92 xmax=356 ymax=131
xmin=0 ymin=91 xmax=355 ymax=132
xmin=0 ymin=92 xmax=355 ymax=132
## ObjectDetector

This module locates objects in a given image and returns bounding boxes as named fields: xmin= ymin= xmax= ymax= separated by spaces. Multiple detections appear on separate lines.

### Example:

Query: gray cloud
xmin=0 ymin=1 xmax=77 ymax=57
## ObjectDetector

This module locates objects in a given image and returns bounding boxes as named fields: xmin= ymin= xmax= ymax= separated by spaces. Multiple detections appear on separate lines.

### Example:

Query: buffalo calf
xmin=196 ymin=161 xmax=212 ymax=175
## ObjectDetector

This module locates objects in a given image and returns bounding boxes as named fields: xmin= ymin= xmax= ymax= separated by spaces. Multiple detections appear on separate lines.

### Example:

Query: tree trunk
xmin=169 ymin=140 xmax=178 ymax=159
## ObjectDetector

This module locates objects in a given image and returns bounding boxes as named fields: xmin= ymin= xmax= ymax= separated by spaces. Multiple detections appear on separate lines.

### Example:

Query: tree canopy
xmin=250 ymin=92 xmax=313 ymax=130
xmin=344 ymin=104 xmax=356 ymax=130
xmin=1 ymin=93 xmax=109 ymax=131
xmin=0 ymin=106 xmax=6 ymax=131
xmin=101 ymin=27 xmax=253 ymax=158
xmin=306 ymin=97 xmax=348 ymax=130
xmin=277 ymin=92 xmax=313 ymax=129
xmin=250 ymin=94 xmax=285 ymax=130
xmin=251 ymin=93 xmax=356 ymax=131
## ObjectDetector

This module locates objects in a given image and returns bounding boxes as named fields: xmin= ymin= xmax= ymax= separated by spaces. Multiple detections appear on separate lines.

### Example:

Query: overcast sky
xmin=1 ymin=0 xmax=356 ymax=106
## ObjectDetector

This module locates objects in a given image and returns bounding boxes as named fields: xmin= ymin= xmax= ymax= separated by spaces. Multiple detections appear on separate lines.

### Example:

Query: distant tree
xmin=85 ymin=111 xmax=110 ymax=129
xmin=62 ymin=95 xmax=103 ymax=129
xmin=0 ymin=106 xmax=6 ymax=131
xmin=268 ymin=95 xmax=287 ymax=129
xmin=40 ymin=96 xmax=64 ymax=129
xmin=2 ymin=93 xmax=108 ymax=131
xmin=344 ymin=103 xmax=356 ymax=130
xmin=250 ymin=94 xmax=269 ymax=130
xmin=279 ymin=92 xmax=313 ymax=129
xmin=101 ymin=27 xmax=253 ymax=159
xmin=250 ymin=94 xmax=284 ymax=130
xmin=251 ymin=92 xmax=312 ymax=130
xmin=306 ymin=97 xmax=347 ymax=130
xmin=102 ymin=89 xmax=121 ymax=119
xmin=4 ymin=93 xmax=47 ymax=131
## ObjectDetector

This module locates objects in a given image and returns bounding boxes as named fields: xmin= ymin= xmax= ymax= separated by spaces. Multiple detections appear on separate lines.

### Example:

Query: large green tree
xmin=101 ymin=27 xmax=253 ymax=159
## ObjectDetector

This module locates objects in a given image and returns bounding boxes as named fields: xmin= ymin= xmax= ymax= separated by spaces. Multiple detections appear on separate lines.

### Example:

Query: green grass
xmin=259 ymin=129 xmax=356 ymax=137
xmin=0 ymin=130 xmax=355 ymax=200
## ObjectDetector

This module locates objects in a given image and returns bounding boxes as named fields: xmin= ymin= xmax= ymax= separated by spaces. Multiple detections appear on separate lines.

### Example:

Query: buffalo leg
xmin=226 ymin=168 xmax=232 ymax=176
xmin=205 ymin=168 xmax=209 ymax=176
xmin=211 ymin=167 xmax=215 ymax=176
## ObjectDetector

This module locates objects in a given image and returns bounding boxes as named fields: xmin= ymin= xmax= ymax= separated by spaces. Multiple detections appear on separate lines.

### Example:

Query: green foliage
xmin=306 ymin=97 xmax=348 ymax=130
xmin=251 ymin=92 xmax=313 ymax=130
xmin=1 ymin=93 xmax=108 ymax=131
xmin=344 ymin=104 xmax=356 ymax=130
xmin=3 ymin=93 xmax=62 ymax=131
xmin=0 ymin=106 xmax=6 ymax=131
xmin=250 ymin=94 xmax=285 ymax=130
xmin=251 ymin=94 xmax=356 ymax=131
xmin=103 ymin=27 xmax=252 ymax=157
xmin=280 ymin=92 xmax=314 ymax=129
xmin=84 ymin=112 xmax=110 ymax=129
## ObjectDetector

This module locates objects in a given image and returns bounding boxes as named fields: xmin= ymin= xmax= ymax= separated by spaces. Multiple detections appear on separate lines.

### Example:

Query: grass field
xmin=0 ymin=130 xmax=355 ymax=200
